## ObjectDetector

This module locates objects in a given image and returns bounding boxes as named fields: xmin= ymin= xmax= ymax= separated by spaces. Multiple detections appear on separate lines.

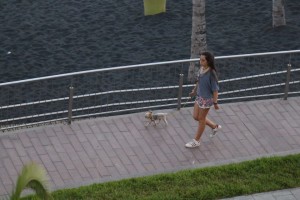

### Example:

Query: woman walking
xmin=185 ymin=51 xmax=222 ymax=148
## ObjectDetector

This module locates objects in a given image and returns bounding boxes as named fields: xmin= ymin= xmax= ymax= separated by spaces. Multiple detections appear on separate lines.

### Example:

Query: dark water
xmin=0 ymin=0 xmax=300 ymax=83
xmin=1 ymin=0 xmax=300 ymax=129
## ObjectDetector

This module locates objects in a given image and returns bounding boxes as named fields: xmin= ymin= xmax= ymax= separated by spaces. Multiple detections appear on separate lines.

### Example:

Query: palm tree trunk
xmin=188 ymin=0 xmax=207 ymax=82
xmin=272 ymin=0 xmax=286 ymax=27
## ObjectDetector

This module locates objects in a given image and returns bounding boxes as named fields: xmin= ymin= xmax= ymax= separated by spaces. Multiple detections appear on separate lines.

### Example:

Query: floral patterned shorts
xmin=195 ymin=96 xmax=214 ymax=109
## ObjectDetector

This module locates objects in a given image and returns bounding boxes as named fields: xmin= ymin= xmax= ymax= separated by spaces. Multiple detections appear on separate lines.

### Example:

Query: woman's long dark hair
xmin=201 ymin=51 xmax=218 ymax=82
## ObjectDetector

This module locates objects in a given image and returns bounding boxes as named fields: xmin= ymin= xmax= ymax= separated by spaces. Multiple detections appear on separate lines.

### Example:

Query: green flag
xmin=144 ymin=0 xmax=166 ymax=16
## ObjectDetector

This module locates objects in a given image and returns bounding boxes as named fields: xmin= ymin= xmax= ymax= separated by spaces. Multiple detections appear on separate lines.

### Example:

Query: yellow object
xmin=144 ymin=0 xmax=166 ymax=16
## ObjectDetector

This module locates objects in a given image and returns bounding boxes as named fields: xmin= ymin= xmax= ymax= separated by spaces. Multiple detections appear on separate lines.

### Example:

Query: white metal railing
xmin=0 ymin=50 xmax=299 ymax=131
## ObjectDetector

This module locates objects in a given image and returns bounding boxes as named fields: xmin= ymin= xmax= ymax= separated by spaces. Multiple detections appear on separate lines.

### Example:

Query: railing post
xmin=68 ymin=86 xmax=74 ymax=124
xmin=283 ymin=63 xmax=291 ymax=100
xmin=177 ymin=74 xmax=184 ymax=110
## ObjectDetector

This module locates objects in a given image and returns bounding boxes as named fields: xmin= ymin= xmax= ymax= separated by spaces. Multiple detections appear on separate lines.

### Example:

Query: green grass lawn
xmin=22 ymin=153 xmax=300 ymax=200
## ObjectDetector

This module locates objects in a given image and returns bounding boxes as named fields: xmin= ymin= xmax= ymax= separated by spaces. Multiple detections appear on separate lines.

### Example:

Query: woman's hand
xmin=214 ymin=103 xmax=220 ymax=110
xmin=189 ymin=89 xmax=196 ymax=97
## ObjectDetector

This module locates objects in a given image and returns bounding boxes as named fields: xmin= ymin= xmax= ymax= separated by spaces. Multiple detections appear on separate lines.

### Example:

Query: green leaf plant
xmin=9 ymin=162 xmax=53 ymax=200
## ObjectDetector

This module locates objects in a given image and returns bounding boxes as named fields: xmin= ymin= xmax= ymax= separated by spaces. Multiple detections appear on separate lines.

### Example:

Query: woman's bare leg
xmin=194 ymin=108 xmax=210 ymax=141
xmin=206 ymin=117 xmax=217 ymax=129
xmin=194 ymin=103 xmax=216 ymax=129
xmin=193 ymin=102 xmax=199 ymax=121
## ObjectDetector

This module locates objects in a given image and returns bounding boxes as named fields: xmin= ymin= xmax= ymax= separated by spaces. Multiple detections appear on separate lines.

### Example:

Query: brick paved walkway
xmin=221 ymin=187 xmax=300 ymax=200
xmin=1 ymin=97 xmax=300 ymax=199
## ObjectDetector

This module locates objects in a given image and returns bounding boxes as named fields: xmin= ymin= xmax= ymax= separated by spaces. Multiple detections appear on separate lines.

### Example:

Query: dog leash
xmin=144 ymin=96 xmax=194 ymax=127
xmin=161 ymin=96 xmax=194 ymax=117
xmin=181 ymin=96 xmax=194 ymax=108
xmin=145 ymin=96 xmax=194 ymax=119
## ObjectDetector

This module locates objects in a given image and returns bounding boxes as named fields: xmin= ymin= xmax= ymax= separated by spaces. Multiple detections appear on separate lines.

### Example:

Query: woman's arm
xmin=189 ymin=82 xmax=198 ymax=97
xmin=213 ymin=91 xmax=219 ymax=110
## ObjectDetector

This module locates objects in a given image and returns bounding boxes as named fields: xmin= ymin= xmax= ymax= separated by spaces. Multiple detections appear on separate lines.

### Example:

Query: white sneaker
xmin=210 ymin=125 xmax=222 ymax=138
xmin=185 ymin=139 xmax=201 ymax=148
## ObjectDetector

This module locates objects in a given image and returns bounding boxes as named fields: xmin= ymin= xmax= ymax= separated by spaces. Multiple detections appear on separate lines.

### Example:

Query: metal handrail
xmin=0 ymin=50 xmax=299 ymax=131
xmin=1 ymin=68 xmax=298 ymax=110
xmin=1 ymin=80 xmax=299 ymax=124
xmin=1 ymin=49 xmax=300 ymax=86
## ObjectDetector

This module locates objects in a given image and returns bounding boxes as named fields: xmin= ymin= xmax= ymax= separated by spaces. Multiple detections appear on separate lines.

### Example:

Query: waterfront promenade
xmin=0 ymin=97 xmax=300 ymax=199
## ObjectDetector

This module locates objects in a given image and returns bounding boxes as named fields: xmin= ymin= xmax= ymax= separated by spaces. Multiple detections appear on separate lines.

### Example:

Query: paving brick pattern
xmin=221 ymin=188 xmax=300 ymax=200
xmin=0 ymin=97 xmax=300 ymax=199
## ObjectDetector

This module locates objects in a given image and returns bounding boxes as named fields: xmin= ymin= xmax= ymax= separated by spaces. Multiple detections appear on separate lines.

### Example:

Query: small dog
xmin=144 ymin=111 xmax=168 ymax=126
